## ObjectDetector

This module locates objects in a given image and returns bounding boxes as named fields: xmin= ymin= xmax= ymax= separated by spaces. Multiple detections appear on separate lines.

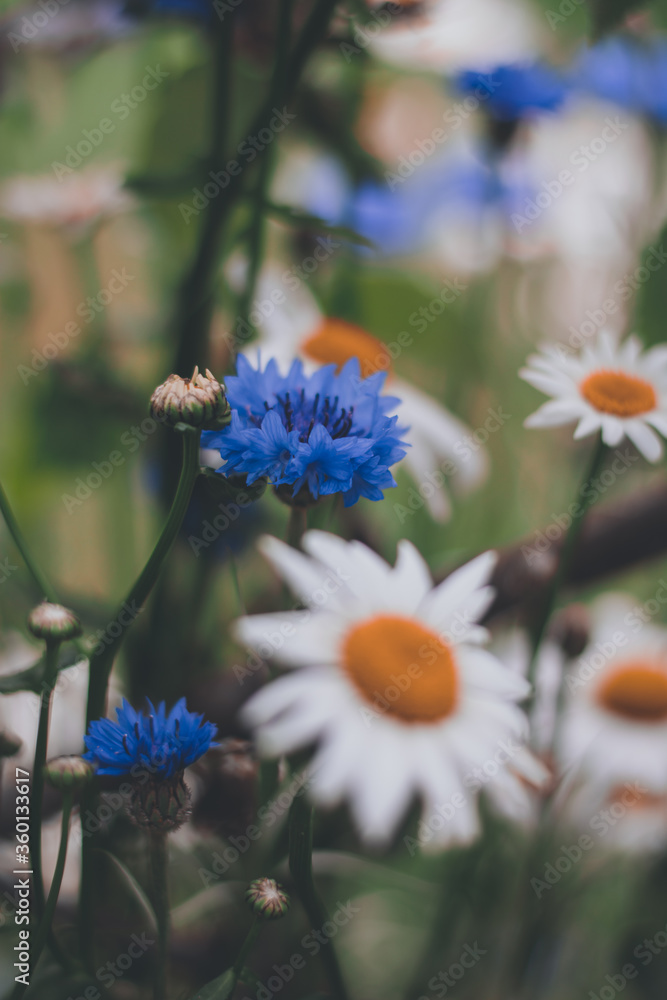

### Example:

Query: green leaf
xmin=191 ymin=968 xmax=235 ymax=1000
xmin=262 ymin=201 xmax=376 ymax=249
xmin=94 ymin=849 xmax=157 ymax=933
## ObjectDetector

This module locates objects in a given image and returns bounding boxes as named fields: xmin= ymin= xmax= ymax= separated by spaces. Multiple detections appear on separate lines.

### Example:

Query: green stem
xmin=286 ymin=507 xmax=308 ymax=549
xmin=173 ymin=0 xmax=340 ymax=376
xmin=85 ymin=428 xmax=202 ymax=726
xmin=11 ymin=792 xmax=74 ymax=999
xmin=150 ymin=831 xmax=170 ymax=1000
xmin=30 ymin=639 xmax=61 ymax=924
xmin=0 ymin=480 xmax=56 ymax=602
xmin=228 ymin=913 xmax=262 ymax=993
xmin=526 ymin=437 xmax=607 ymax=687
xmin=288 ymin=793 xmax=349 ymax=1000
xmin=79 ymin=428 xmax=201 ymax=969
xmin=236 ymin=0 xmax=294 ymax=342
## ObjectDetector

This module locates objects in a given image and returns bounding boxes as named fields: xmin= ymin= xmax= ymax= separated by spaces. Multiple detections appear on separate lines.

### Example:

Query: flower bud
xmin=549 ymin=603 xmax=591 ymax=658
xmin=245 ymin=877 xmax=290 ymax=919
xmin=150 ymin=367 xmax=230 ymax=430
xmin=0 ymin=730 xmax=22 ymax=759
xmin=27 ymin=602 xmax=82 ymax=642
xmin=44 ymin=755 xmax=95 ymax=790
xmin=127 ymin=774 xmax=191 ymax=832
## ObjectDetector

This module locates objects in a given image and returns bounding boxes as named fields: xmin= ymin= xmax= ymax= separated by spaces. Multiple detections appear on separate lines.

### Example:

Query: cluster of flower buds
xmin=128 ymin=774 xmax=191 ymax=832
xmin=150 ymin=367 xmax=230 ymax=431
xmin=27 ymin=602 xmax=82 ymax=642
xmin=245 ymin=877 xmax=290 ymax=920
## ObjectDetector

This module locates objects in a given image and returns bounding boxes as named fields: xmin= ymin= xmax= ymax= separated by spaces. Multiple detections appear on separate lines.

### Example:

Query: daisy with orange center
xmin=227 ymin=265 xmax=487 ymax=522
xmin=236 ymin=530 xmax=540 ymax=848
xmin=558 ymin=594 xmax=667 ymax=806
xmin=520 ymin=330 xmax=667 ymax=461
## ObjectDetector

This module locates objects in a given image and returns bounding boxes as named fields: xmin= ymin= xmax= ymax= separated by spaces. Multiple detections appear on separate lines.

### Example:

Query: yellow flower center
xmin=301 ymin=319 xmax=393 ymax=379
xmin=580 ymin=370 xmax=656 ymax=417
xmin=341 ymin=614 xmax=459 ymax=723
xmin=597 ymin=661 xmax=667 ymax=722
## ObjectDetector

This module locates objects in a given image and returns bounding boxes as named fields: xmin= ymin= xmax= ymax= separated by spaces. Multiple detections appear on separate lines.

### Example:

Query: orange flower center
xmin=341 ymin=615 xmax=459 ymax=724
xmin=580 ymin=370 xmax=656 ymax=417
xmin=597 ymin=661 xmax=667 ymax=722
xmin=301 ymin=319 xmax=393 ymax=379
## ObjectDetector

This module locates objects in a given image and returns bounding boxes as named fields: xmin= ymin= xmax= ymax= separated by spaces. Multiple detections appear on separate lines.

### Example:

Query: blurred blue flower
xmin=202 ymin=356 xmax=408 ymax=505
xmin=455 ymin=63 xmax=569 ymax=120
xmin=84 ymin=698 xmax=218 ymax=777
xmin=572 ymin=35 xmax=667 ymax=123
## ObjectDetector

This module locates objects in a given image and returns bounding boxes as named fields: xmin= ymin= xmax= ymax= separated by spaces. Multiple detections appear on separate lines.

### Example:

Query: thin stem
xmin=85 ymin=428 xmax=202 ymax=726
xmin=172 ymin=0 xmax=339 ymax=377
xmin=11 ymin=792 xmax=74 ymax=999
xmin=30 ymin=640 xmax=61 ymax=923
xmin=79 ymin=428 xmax=201 ymax=969
xmin=0 ymin=480 xmax=56 ymax=602
xmin=526 ymin=437 xmax=607 ymax=687
xmin=286 ymin=507 xmax=308 ymax=549
xmin=229 ymin=553 xmax=246 ymax=615
xmin=229 ymin=913 xmax=262 ymax=993
xmin=288 ymin=793 xmax=349 ymax=1000
xmin=150 ymin=831 xmax=170 ymax=1000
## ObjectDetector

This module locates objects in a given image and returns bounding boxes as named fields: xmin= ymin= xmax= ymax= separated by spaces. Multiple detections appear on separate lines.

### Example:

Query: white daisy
xmin=236 ymin=530 xmax=536 ymax=848
xmin=558 ymin=594 xmax=667 ymax=796
xmin=561 ymin=777 xmax=667 ymax=855
xmin=229 ymin=264 xmax=487 ymax=521
xmin=520 ymin=330 xmax=667 ymax=462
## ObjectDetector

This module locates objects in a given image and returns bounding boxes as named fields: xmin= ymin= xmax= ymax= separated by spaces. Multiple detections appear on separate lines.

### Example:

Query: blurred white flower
xmin=237 ymin=531 xmax=537 ymax=848
xmin=558 ymin=594 xmax=667 ymax=796
xmin=0 ymin=164 xmax=133 ymax=234
xmin=232 ymin=266 xmax=488 ymax=520
xmin=367 ymin=0 xmax=544 ymax=74
xmin=521 ymin=329 xmax=667 ymax=461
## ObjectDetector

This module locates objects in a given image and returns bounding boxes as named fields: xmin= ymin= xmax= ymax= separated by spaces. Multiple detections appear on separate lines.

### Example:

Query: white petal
xmin=624 ymin=420 xmax=663 ymax=462
xmin=233 ymin=612 xmax=345 ymax=667
xmin=258 ymin=535 xmax=348 ymax=613
xmin=457 ymin=646 xmax=531 ymax=701
xmin=417 ymin=551 xmax=497 ymax=635
xmin=599 ymin=417 xmax=625 ymax=447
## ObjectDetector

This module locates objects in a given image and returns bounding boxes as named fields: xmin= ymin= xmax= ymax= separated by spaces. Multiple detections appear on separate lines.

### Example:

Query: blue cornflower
xmin=202 ymin=356 xmax=408 ymax=506
xmin=456 ymin=63 xmax=569 ymax=120
xmin=84 ymin=698 xmax=218 ymax=778
xmin=571 ymin=35 xmax=667 ymax=123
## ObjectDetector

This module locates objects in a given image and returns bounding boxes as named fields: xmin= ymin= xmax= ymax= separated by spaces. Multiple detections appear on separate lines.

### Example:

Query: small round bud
xmin=549 ymin=603 xmax=591 ymax=658
xmin=245 ymin=878 xmax=290 ymax=919
xmin=44 ymin=755 xmax=95 ymax=790
xmin=128 ymin=773 xmax=191 ymax=832
xmin=0 ymin=730 xmax=22 ymax=759
xmin=150 ymin=367 xmax=230 ymax=430
xmin=27 ymin=602 xmax=82 ymax=642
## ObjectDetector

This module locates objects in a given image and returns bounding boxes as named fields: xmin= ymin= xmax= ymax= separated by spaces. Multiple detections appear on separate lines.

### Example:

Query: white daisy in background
xmin=558 ymin=593 xmax=667 ymax=798
xmin=0 ymin=163 xmax=133 ymax=235
xmin=231 ymin=266 xmax=488 ymax=521
xmin=236 ymin=530 xmax=540 ymax=848
xmin=520 ymin=330 xmax=667 ymax=461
